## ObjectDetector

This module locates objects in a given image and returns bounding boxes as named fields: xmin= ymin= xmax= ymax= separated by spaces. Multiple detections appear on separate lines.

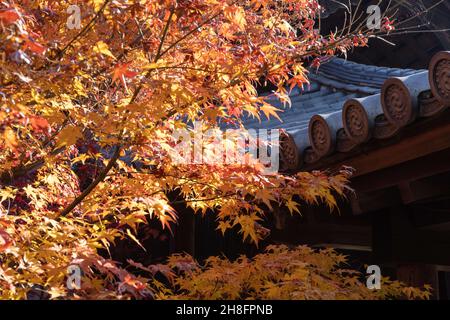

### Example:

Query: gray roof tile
xmin=238 ymin=56 xmax=430 ymax=170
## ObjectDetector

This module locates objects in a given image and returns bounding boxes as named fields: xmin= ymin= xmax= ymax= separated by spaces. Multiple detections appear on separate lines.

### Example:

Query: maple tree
xmin=0 ymin=0 xmax=429 ymax=299
xmin=154 ymin=245 xmax=431 ymax=300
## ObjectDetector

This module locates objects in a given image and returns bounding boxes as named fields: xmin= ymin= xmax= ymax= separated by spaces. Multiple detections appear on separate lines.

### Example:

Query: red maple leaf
xmin=0 ymin=228 xmax=12 ymax=253
xmin=0 ymin=8 xmax=21 ymax=25
xmin=29 ymin=116 xmax=49 ymax=133
xmin=112 ymin=63 xmax=139 ymax=90
xmin=23 ymin=38 xmax=46 ymax=55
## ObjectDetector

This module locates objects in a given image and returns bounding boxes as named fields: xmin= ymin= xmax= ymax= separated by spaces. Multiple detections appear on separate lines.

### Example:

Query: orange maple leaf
xmin=29 ymin=116 xmax=49 ymax=133
xmin=3 ymin=127 xmax=18 ymax=153
xmin=23 ymin=38 xmax=46 ymax=55
xmin=0 ymin=8 xmax=21 ymax=25
xmin=112 ymin=63 xmax=138 ymax=91
xmin=0 ymin=228 xmax=12 ymax=253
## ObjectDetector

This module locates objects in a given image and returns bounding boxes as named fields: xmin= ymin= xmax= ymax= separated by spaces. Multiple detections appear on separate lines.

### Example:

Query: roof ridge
xmin=308 ymin=57 xmax=425 ymax=91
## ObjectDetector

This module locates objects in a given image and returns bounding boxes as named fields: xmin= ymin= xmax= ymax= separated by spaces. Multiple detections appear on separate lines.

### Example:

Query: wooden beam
xmin=335 ymin=121 xmax=450 ymax=177
xmin=407 ymin=175 xmax=450 ymax=204
xmin=349 ymin=192 xmax=363 ymax=215
xmin=372 ymin=205 xmax=450 ymax=265
xmin=351 ymin=148 xmax=450 ymax=193
xmin=411 ymin=204 xmax=450 ymax=230
xmin=351 ymin=187 xmax=402 ymax=215
xmin=311 ymin=243 xmax=372 ymax=252
xmin=272 ymin=222 xmax=372 ymax=248
xmin=303 ymin=111 xmax=450 ymax=177
xmin=398 ymin=182 xmax=415 ymax=204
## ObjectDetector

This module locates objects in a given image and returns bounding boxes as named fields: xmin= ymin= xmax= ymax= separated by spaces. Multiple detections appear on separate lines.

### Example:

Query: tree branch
xmin=57 ymin=145 xmax=121 ymax=218
xmin=58 ymin=0 xmax=112 ymax=59
xmin=56 ymin=7 xmax=177 ymax=219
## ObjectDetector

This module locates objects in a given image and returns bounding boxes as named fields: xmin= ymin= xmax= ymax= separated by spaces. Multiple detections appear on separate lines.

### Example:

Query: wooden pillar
xmin=173 ymin=211 xmax=196 ymax=256
xmin=167 ymin=191 xmax=196 ymax=256
xmin=372 ymin=208 xmax=394 ymax=263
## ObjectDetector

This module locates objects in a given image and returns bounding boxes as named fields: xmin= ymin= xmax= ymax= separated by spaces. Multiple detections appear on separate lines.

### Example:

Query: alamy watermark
xmin=63 ymin=3 xmax=386 ymax=31
xmin=66 ymin=5 xmax=82 ymax=30
xmin=170 ymin=121 xmax=280 ymax=174
xmin=66 ymin=264 xmax=82 ymax=290
xmin=367 ymin=5 xmax=382 ymax=30
xmin=366 ymin=265 xmax=381 ymax=290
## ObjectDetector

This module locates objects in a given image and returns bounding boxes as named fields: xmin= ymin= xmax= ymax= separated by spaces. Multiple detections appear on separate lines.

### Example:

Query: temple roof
xmin=244 ymin=57 xmax=421 ymax=131
xmin=243 ymin=52 xmax=450 ymax=172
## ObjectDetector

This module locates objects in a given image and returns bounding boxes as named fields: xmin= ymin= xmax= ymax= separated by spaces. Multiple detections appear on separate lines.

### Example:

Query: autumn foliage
xmin=0 ymin=0 xmax=428 ymax=299
xmin=154 ymin=245 xmax=431 ymax=300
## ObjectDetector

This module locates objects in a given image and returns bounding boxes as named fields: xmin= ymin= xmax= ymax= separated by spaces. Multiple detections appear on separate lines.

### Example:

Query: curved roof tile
xmin=241 ymin=53 xmax=450 ymax=172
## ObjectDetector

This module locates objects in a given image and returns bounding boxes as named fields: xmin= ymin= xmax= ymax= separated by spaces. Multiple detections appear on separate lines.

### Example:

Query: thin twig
xmin=58 ymin=0 xmax=112 ymax=59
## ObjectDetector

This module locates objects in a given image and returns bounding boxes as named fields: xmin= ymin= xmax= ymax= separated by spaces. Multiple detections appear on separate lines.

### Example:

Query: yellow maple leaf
xmin=286 ymin=199 xmax=300 ymax=215
xmin=3 ymin=127 xmax=18 ymax=152
xmin=260 ymin=103 xmax=282 ymax=121
xmin=255 ymin=188 xmax=276 ymax=210
xmin=56 ymin=125 xmax=83 ymax=147
xmin=93 ymin=41 xmax=116 ymax=59
xmin=126 ymin=229 xmax=146 ymax=252
xmin=73 ymin=78 xmax=88 ymax=97
xmin=91 ymin=0 xmax=105 ymax=12
xmin=216 ymin=221 xmax=232 ymax=235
